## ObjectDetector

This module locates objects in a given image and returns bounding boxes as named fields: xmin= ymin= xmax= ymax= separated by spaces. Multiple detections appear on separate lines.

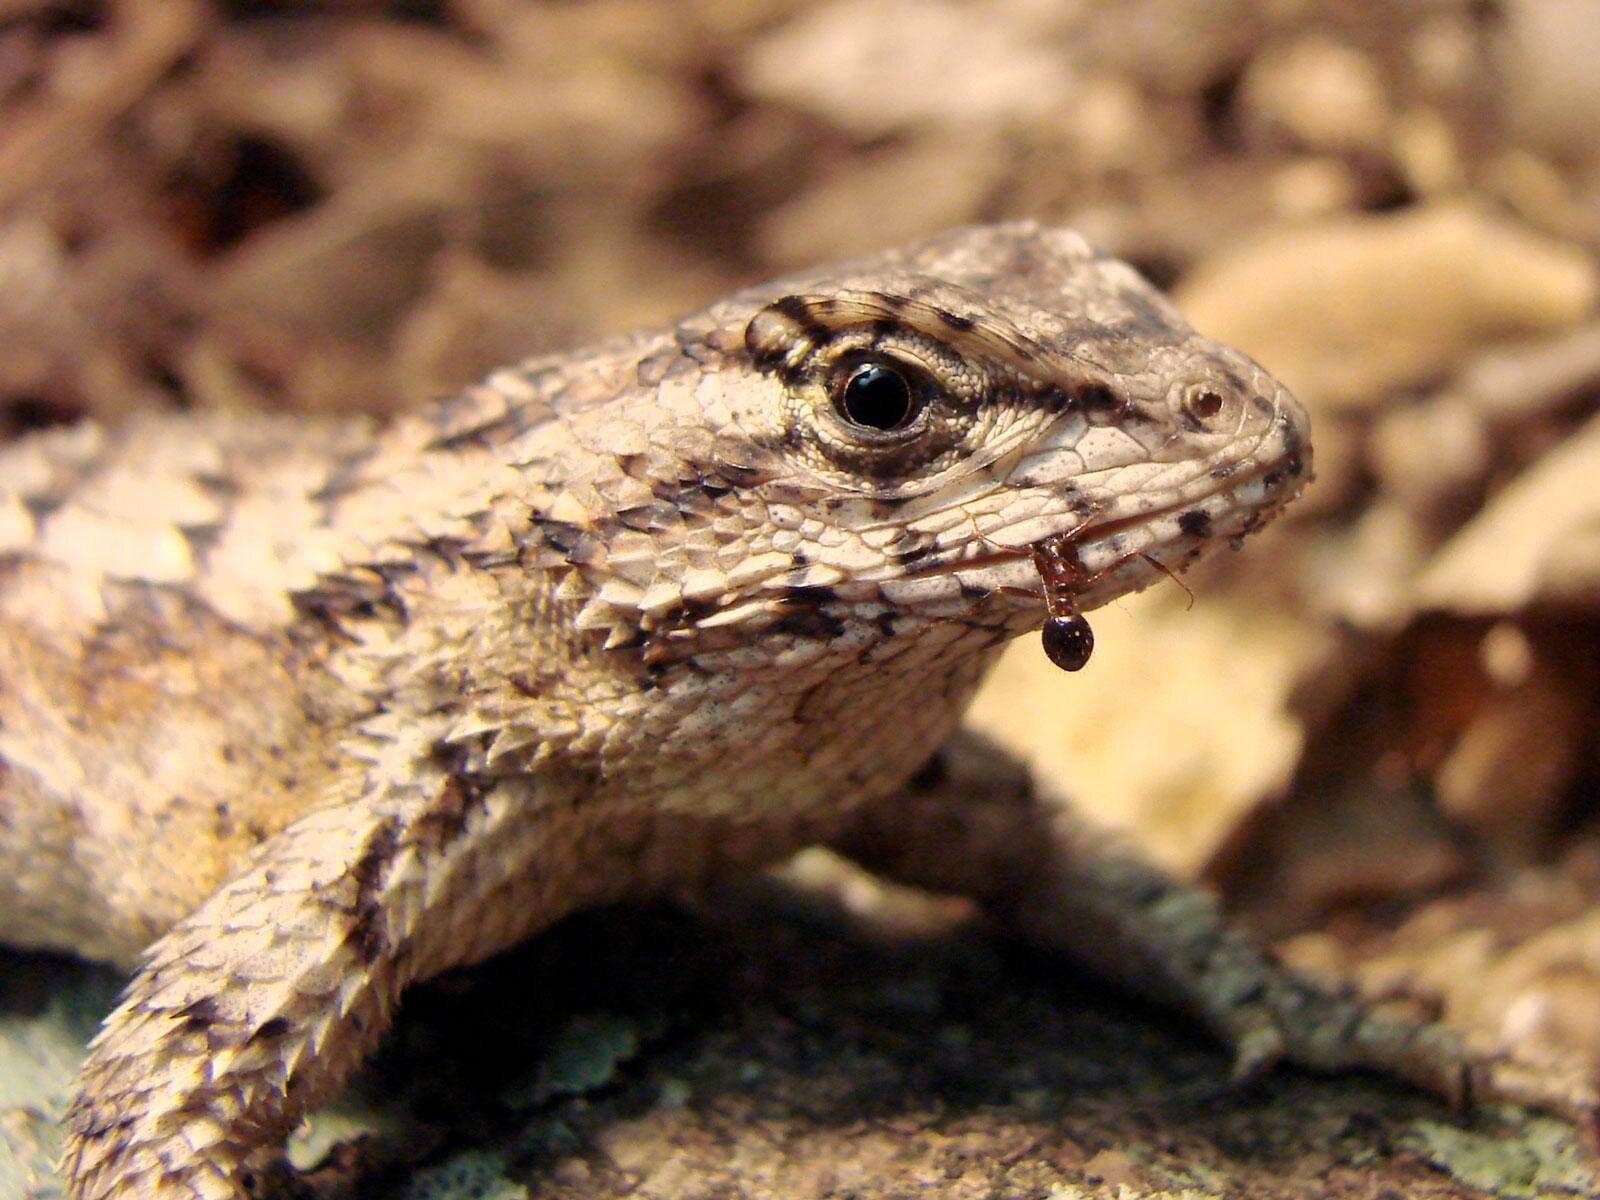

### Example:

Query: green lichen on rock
xmin=1403 ymin=1112 xmax=1599 ymax=1198
xmin=503 ymin=1013 xmax=647 ymax=1109
xmin=400 ymin=1151 xmax=525 ymax=1200
xmin=1047 ymin=1186 xmax=1224 ymax=1200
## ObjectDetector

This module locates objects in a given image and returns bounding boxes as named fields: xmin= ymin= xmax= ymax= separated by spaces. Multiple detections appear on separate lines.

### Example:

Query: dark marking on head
xmin=891 ymin=539 xmax=937 ymax=569
xmin=782 ymin=583 xmax=838 ymax=604
xmin=648 ymin=455 xmax=778 ymax=517
xmin=769 ymin=295 xmax=830 ymax=344
xmin=1079 ymin=384 xmax=1122 ymax=419
xmin=1177 ymin=509 xmax=1211 ymax=538
xmin=875 ymin=610 xmax=900 ymax=638
xmin=1035 ymin=384 xmax=1076 ymax=412
xmin=746 ymin=298 xmax=825 ymax=373
xmin=773 ymin=584 xmax=846 ymax=640
xmin=1210 ymin=462 xmax=1238 ymax=480
xmin=868 ymin=492 xmax=913 ymax=513
xmin=936 ymin=308 xmax=976 ymax=333
xmin=715 ymin=460 xmax=777 ymax=489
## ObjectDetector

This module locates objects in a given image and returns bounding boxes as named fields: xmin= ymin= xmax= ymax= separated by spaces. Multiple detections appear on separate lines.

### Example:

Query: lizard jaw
xmin=879 ymin=432 xmax=1309 ymax=631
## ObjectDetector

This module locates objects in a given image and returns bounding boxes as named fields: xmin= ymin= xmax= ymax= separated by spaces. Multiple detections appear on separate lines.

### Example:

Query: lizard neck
xmin=351 ymin=554 xmax=1015 ymax=830
xmin=577 ymin=620 xmax=1012 ymax=826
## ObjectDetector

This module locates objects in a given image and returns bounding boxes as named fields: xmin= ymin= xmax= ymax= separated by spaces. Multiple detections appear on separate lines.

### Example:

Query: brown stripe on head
xmin=743 ymin=281 xmax=1085 ymax=383
xmin=744 ymin=295 xmax=830 ymax=378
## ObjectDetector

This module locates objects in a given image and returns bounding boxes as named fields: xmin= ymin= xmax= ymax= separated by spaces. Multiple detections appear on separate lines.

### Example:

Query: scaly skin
xmin=0 ymin=223 xmax=1520 ymax=1199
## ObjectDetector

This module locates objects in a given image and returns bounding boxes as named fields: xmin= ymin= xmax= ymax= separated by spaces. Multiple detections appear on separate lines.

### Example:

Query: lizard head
xmin=535 ymin=222 xmax=1306 ymax=697
xmin=492 ymin=223 xmax=1310 ymax=793
xmin=640 ymin=223 xmax=1310 ymax=658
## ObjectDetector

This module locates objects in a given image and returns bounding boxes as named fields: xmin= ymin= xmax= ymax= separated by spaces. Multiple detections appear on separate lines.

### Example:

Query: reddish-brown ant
xmin=922 ymin=505 xmax=1194 ymax=674
xmin=1030 ymin=534 xmax=1098 ymax=671
xmin=1026 ymin=529 xmax=1191 ymax=673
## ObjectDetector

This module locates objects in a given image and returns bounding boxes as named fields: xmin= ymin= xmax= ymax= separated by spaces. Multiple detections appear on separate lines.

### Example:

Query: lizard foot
xmin=1222 ymin=966 xmax=1600 ymax=1132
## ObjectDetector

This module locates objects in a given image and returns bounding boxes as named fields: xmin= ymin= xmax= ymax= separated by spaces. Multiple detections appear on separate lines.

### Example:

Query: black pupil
xmin=838 ymin=362 xmax=914 ymax=431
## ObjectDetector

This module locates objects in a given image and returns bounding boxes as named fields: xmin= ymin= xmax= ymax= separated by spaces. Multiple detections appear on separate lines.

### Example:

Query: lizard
xmin=0 ymin=221 xmax=1539 ymax=1199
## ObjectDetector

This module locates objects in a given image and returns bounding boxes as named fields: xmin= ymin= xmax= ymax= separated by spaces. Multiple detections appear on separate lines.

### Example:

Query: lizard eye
xmin=832 ymin=358 xmax=924 ymax=432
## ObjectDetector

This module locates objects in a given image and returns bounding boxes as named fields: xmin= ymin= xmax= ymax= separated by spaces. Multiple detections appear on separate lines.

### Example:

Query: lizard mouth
xmin=900 ymin=440 xmax=1307 ymax=614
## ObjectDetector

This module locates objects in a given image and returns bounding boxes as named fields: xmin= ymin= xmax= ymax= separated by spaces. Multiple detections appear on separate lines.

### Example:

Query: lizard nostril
xmin=1185 ymin=387 xmax=1225 ymax=423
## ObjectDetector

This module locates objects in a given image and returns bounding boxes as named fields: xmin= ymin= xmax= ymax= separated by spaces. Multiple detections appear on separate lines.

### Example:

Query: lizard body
xmin=0 ymin=223 xmax=1472 ymax=1199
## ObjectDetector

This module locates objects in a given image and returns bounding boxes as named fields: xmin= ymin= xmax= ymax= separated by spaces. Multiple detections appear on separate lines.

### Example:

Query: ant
xmin=1030 ymin=534 xmax=1098 ymax=672
xmin=932 ymin=505 xmax=1194 ymax=675
xmin=1025 ymin=527 xmax=1191 ymax=674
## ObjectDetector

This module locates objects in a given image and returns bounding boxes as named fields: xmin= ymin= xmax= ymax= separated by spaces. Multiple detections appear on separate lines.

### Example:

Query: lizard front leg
xmin=58 ymin=738 xmax=601 ymax=1200
xmin=830 ymin=730 xmax=1598 ymax=1124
